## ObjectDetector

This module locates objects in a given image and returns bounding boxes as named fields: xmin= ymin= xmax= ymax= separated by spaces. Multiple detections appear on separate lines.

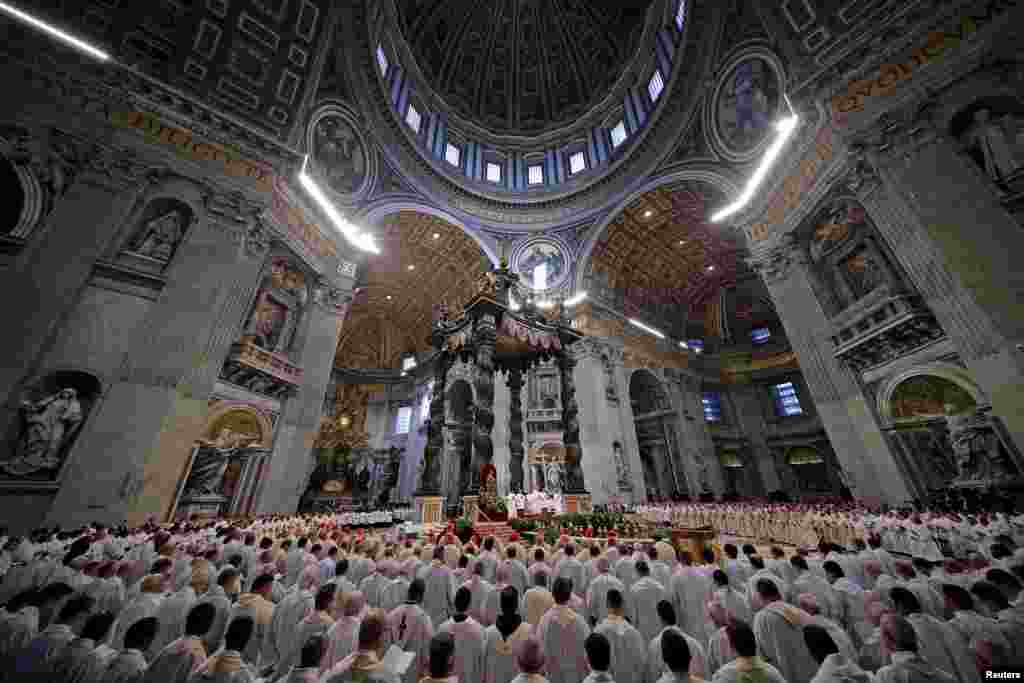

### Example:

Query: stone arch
xmin=201 ymin=403 xmax=274 ymax=448
xmin=574 ymin=166 xmax=742 ymax=294
xmin=877 ymin=362 xmax=986 ymax=426
xmin=355 ymin=198 xmax=499 ymax=266
xmin=0 ymin=130 xmax=46 ymax=239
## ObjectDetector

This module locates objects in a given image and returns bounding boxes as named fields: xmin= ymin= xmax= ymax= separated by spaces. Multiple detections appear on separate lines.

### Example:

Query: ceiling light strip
xmin=711 ymin=98 xmax=800 ymax=223
xmin=628 ymin=318 xmax=666 ymax=339
xmin=299 ymin=157 xmax=379 ymax=254
xmin=0 ymin=2 xmax=112 ymax=61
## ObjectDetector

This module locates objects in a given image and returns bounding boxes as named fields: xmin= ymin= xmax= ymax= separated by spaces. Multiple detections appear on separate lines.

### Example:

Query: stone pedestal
xmin=418 ymin=495 xmax=444 ymax=524
xmin=563 ymin=493 xmax=592 ymax=514
xmin=462 ymin=494 xmax=479 ymax=522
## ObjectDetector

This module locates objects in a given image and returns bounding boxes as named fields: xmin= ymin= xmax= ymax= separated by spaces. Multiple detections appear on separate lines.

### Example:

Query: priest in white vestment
xmin=50 ymin=611 xmax=116 ymax=682
xmin=671 ymin=552 xmax=713 ymax=643
xmin=420 ymin=547 xmax=455 ymax=626
xmin=141 ymin=602 xmax=215 ymax=683
xmin=10 ymin=593 xmax=94 ymax=676
xmin=437 ymin=586 xmax=485 ymax=683
xmin=630 ymin=560 xmax=668 ymax=643
xmin=523 ymin=570 xmax=555 ymax=626
xmin=503 ymin=547 xmax=530 ymax=600
xmin=536 ymin=577 xmax=591 ymax=683
xmin=705 ymin=599 xmax=735 ymax=676
xmin=322 ymin=611 xmax=399 ymax=683
xmin=644 ymin=600 xmax=707 ymax=683
xmin=189 ymin=616 xmax=261 ymax=683
xmin=889 ymin=587 xmax=978 ymax=683
xmin=712 ymin=570 xmax=752 ymax=625
xmin=587 ymin=558 xmax=625 ymax=628
xmin=483 ymin=586 xmax=533 ymax=683
xmin=386 ymin=579 xmax=434 ymax=683
xmin=656 ymin=628 xmax=705 ymax=683
xmin=323 ymin=591 xmax=364 ymax=671
xmin=751 ymin=578 xmax=820 ymax=683
xmin=594 ymin=588 xmax=645 ymax=683
xmin=874 ymin=614 xmax=956 ymax=683
xmin=803 ymin=622 xmax=876 ymax=683
xmin=93 ymin=616 xmax=157 ymax=683
xmin=269 ymin=566 xmax=318 ymax=672
xmin=710 ymin=621 xmax=788 ymax=683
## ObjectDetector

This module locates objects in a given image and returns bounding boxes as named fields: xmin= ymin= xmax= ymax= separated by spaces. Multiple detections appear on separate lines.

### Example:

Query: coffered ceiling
xmin=334 ymin=211 xmax=491 ymax=369
xmin=585 ymin=183 xmax=743 ymax=320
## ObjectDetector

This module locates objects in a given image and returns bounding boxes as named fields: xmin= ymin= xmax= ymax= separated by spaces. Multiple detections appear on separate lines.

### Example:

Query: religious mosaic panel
xmin=711 ymin=52 xmax=784 ymax=162
xmin=308 ymin=106 xmax=376 ymax=200
xmin=33 ymin=0 xmax=330 ymax=140
xmin=512 ymin=238 xmax=569 ymax=292
xmin=890 ymin=375 xmax=977 ymax=420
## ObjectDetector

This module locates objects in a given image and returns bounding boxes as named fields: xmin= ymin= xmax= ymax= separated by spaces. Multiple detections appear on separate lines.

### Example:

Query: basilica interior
xmin=1 ymin=0 xmax=1024 ymax=533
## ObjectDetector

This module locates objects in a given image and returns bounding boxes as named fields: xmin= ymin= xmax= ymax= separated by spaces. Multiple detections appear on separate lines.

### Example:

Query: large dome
xmin=395 ymin=0 xmax=656 ymax=134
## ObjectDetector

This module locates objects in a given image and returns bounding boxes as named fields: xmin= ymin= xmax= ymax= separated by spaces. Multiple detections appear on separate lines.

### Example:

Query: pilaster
xmin=664 ymin=370 xmax=722 ymax=497
xmin=728 ymin=384 xmax=777 ymax=496
xmin=750 ymin=237 xmax=911 ymax=505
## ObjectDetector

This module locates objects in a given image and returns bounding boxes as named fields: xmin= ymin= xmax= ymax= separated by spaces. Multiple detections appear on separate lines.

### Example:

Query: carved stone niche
xmin=118 ymin=197 xmax=195 ymax=275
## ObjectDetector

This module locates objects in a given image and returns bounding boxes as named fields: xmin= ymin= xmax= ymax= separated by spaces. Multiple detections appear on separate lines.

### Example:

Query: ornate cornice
xmin=342 ymin=0 xmax=723 ymax=231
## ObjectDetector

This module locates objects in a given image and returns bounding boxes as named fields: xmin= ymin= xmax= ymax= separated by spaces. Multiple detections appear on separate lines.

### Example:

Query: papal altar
xmin=506 ymin=491 xmax=565 ymax=517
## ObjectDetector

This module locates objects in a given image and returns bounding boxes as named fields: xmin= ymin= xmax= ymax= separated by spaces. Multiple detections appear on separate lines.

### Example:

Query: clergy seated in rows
xmin=645 ymin=600 xmax=707 ymax=683
xmin=711 ymin=621 xmax=787 ymax=683
xmin=594 ymin=588 xmax=644 ymax=683
xmin=484 ymin=586 xmax=532 ymax=683
xmin=537 ymin=577 xmax=589 ymax=683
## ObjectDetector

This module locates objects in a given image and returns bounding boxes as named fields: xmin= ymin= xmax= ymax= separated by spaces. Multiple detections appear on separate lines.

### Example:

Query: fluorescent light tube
xmin=711 ymin=113 xmax=800 ymax=223
xmin=628 ymin=319 xmax=665 ymax=339
xmin=565 ymin=292 xmax=587 ymax=307
xmin=0 ymin=2 xmax=112 ymax=62
xmin=298 ymin=159 xmax=379 ymax=254
xmin=537 ymin=300 xmax=554 ymax=309
xmin=678 ymin=341 xmax=689 ymax=349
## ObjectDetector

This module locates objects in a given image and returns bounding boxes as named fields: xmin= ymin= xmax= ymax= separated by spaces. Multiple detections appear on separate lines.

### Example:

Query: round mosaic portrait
xmin=711 ymin=53 xmax=784 ymax=161
xmin=307 ymin=106 xmax=376 ymax=200
xmin=513 ymin=239 xmax=569 ymax=292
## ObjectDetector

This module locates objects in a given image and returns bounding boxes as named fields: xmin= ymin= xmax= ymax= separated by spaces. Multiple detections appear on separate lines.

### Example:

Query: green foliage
xmin=543 ymin=528 xmax=559 ymax=545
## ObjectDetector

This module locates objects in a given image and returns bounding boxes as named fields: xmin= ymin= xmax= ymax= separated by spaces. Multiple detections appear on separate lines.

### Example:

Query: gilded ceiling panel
xmin=334 ymin=211 xmax=491 ymax=369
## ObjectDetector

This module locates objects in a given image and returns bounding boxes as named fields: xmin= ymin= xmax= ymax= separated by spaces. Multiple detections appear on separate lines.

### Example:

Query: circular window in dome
xmin=710 ymin=50 xmax=786 ymax=162
xmin=513 ymin=238 xmax=570 ymax=292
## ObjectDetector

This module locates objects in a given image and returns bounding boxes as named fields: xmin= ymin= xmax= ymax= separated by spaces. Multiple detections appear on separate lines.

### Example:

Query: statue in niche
xmin=947 ymin=407 xmax=1017 ymax=484
xmin=313 ymin=115 xmax=366 ymax=195
xmin=842 ymin=247 xmax=883 ymax=299
xmin=613 ymin=441 xmax=632 ymax=491
xmin=962 ymin=108 xmax=1023 ymax=189
xmin=248 ymin=294 xmax=289 ymax=350
xmin=128 ymin=210 xmax=186 ymax=262
xmin=1 ymin=388 xmax=83 ymax=477
xmin=185 ymin=428 xmax=260 ymax=496
xmin=545 ymin=462 xmax=563 ymax=493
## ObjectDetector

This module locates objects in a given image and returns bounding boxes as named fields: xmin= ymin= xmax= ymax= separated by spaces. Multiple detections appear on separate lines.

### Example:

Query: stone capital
xmin=748 ymin=234 xmax=809 ymax=285
xmin=312 ymin=277 xmax=353 ymax=315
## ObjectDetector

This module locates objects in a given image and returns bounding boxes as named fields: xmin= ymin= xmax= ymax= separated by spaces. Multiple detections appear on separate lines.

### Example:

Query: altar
xmin=415 ymin=256 xmax=592 ymax=521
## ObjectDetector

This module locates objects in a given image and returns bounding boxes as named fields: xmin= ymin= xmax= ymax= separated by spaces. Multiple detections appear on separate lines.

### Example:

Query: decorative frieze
xmin=832 ymin=295 xmax=947 ymax=373
xmin=220 ymin=341 xmax=303 ymax=398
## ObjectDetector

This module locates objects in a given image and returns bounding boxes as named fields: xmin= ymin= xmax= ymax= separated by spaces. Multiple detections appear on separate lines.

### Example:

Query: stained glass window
xmin=702 ymin=392 xmax=722 ymax=422
xmin=376 ymin=45 xmax=388 ymax=76
xmin=648 ymin=70 xmax=665 ymax=101
xmin=405 ymin=105 xmax=421 ymax=133
xmin=610 ymin=121 xmax=627 ymax=148
xmin=396 ymin=406 xmax=412 ymax=434
xmin=528 ymin=164 xmax=544 ymax=185
xmin=773 ymin=382 xmax=804 ymax=416
xmin=689 ymin=339 xmax=705 ymax=353
xmin=675 ymin=0 xmax=688 ymax=31
xmin=445 ymin=143 xmax=461 ymax=168
xmin=569 ymin=151 xmax=586 ymax=175
xmin=486 ymin=162 xmax=502 ymax=183
xmin=751 ymin=327 xmax=771 ymax=344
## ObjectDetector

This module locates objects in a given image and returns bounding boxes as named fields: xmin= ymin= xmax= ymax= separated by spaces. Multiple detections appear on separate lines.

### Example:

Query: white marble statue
xmin=613 ymin=442 xmax=632 ymax=491
xmin=130 ymin=210 xmax=186 ymax=261
xmin=2 ymin=388 xmax=83 ymax=477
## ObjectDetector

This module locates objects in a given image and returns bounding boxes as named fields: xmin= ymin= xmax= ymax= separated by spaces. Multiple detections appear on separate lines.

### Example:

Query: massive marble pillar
xmin=255 ymin=281 xmax=351 ymax=515
xmin=507 ymin=368 xmax=525 ymax=493
xmin=559 ymin=348 xmax=586 ymax=493
xmin=571 ymin=339 xmax=621 ymax=503
xmin=469 ymin=314 xmax=496 ymax=493
xmin=418 ymin=354 xmax=450 ymax=495
xmin=729 ymin=384 xmax=778 ymax=495
xmin=492 ymin=369 xmax=511 ymax=496
xmin=665 ymin=371 xmax=723 ymax=496
xmin=853 ymin=135 xmax=1024 ymax=454
xmin=751 ymin=238 xmax=911 ymax=505
xmin=615 ymin=365 xmax=647 ymax=502
xmin=47 ymin=193 xmax=270 ymax=527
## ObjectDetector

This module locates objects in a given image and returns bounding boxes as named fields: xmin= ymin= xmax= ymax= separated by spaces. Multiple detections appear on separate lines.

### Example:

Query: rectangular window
xmin=772 ymin=382 xmax=804 ymax=417
xmin=688 ymin=339 xmax=705 ymax=353
xmin=751 ymin=327 xmax=771 ymax=344
xmin=675 ymin=0 xmax=688 ymax=31
xmin=445 ymin=143 xmax=461 ymax=168
xmin=610 ymin=120 xmax=628 ymax=149
xmin=569 ymin=150 xmax=586 ymax=175
xmin=396 ymin=406 xmax=412 ymax=434
xmin=402 ymin=355 xmax=417 ymax=372
xmin=648 ymin=70 xmax=665 ymax=101
xmin=486 ymin=161 xmax=502 ymax=183
xmin=528 ymin=164 xmax=544 ymax=186
xmin=533 ymin=262 xmax=548 ymax=290
xmin=376 ymin=44 xmax=388 ymax=76
xmin=702 ymin=392 xmax=722 ymax=422
xmin=405 ymin=104 xmax=421 ymax=133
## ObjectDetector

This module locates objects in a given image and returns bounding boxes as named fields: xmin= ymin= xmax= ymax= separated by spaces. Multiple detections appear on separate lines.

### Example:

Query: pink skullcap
xmin=797 ymin=593 xmax=820 ymax=615
xmin=97 ymin=561 xmax=117 ymax=579
xmin=867 ymin=601 xmax=890 ymax=627
xmin=970 ymin=556 xmax=990 ymax=571
xmin=495 ymin=563 xmax=510 ymax=585
xmin=83 ymin=560 xmax=102 ymax=576
xmin=596 ymin=557 xmax=610 ymax=573
xmin=944 ymin=559 xmax=965 ymax=574
xmin=300 ymin=565 xmax=321 ymax=591
xmin=707 ymin=599 xmax=729 ymax=627
xmin=864 ymin=560 xmax=883 ymax=577
xmin=517 ymin=638 xmax=546 ymax=673
xmin=116 ymin=561 xmax=134 ymax=579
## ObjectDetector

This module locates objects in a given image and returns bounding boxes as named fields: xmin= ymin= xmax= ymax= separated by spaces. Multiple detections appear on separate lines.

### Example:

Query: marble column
xmin=559 ymin=347 xmax=586 ymax=493
xmin=418 ymin=354 xmax=449 ymax=495
xmin=616 ymin=365 xmax=646 ymax=502
xmin=469 ymin=314 xmax=496 ymax=493
xmin=255 ymin=281 xmax=351 ymax=515
xmin=46 ymin=197 xmax=270 ymax=527
xmin=492 ymin=369 xmax=511 ymax=496
xmin=750 ymin=237 xmax=911 ymax=505
xmin=853 ymin=139 xmax=1024 ymax=454
xmin=507 ymin=368 xmax=525 ymax=493
xmin=729 ymin=384 xmax=777 ymax=495
xmin=572 ymin=339 xmax=623 ymax=504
